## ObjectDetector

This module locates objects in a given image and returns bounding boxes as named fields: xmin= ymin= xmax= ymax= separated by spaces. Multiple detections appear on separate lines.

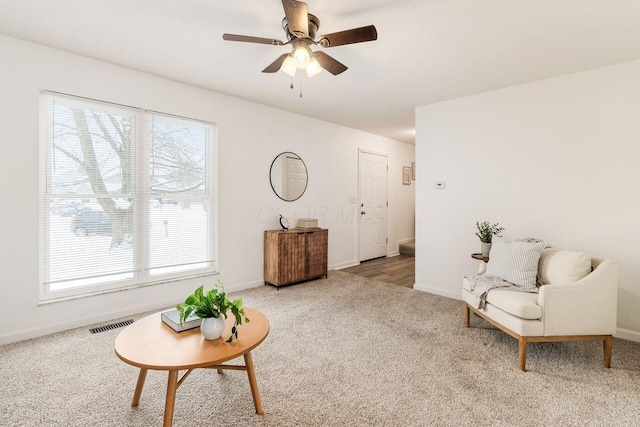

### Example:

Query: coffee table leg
xmin=243 ymin=351 xmax=263 ymax=415
xmin=163 ymin=370 xmax=179 ymax=427
xmin=132 ymin=368 xmax=148 ymax=406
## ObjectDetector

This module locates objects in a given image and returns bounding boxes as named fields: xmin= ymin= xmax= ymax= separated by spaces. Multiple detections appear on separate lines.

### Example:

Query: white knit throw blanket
xmin=465 ymin=273 xmax=539 ymax=310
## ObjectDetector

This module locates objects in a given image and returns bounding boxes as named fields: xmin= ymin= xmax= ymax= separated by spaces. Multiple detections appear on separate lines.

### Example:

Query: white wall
xmin=0 ymin=35 xmax=415 ymax=344
xmin=415 ymin=59 xmax=640 ymax=341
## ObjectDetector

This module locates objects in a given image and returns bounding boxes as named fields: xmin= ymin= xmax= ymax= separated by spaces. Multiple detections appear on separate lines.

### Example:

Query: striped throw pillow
xmin=485 ymin=238 xmax=546 ymax=288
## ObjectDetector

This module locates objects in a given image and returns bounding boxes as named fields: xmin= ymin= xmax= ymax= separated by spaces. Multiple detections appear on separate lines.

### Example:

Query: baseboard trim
xmin=0 ymin=298 xmax=182 ymax=345
xmin=0 ymin=279 xmax=266 ymax=345
xmin=413 ymin=284 xmax=462 ymax=300
xmin=331 ymin=259 xmax=360 ymax=270
xmin=615 ymin=327 xmax=640 ymax=343
xmin=224 ymin=279 xmax=265 ymax=293
xmin=388 ymin=250 xmax=400 ymax=257
xmin=397 ymin=237 xmax=415 ymax=245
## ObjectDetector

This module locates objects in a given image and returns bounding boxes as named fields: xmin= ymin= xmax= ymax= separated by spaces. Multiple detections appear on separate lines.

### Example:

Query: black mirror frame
xmin=269 ymin=151 xmax=308 ymax=202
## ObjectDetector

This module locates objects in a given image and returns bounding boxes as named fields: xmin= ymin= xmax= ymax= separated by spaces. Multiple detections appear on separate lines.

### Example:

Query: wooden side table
xmin=471 ymin=253 xmax=489 ymax=262
xmin=471 ymin=253 xmax=489 ymax=274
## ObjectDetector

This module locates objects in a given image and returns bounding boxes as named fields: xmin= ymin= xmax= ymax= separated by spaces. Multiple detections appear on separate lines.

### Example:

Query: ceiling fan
xmin=222 ymin=0 xmax=377 ymax=77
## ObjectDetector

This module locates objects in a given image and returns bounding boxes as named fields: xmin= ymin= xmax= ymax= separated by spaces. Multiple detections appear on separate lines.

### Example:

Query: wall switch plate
xmin=348 ymin=196 xmax=358 ymax=204
xmin=434 ymin=181 xmax=446 ymax=189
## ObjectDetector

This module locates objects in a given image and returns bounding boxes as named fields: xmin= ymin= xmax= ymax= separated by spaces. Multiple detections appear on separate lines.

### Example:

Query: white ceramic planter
xmin=201 ymin=316 xmax=225 ymax=340
xmin=481 ymin=242 xmax=492 ymax=258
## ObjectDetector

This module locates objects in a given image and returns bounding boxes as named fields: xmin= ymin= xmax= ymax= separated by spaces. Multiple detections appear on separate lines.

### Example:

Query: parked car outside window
xmin=51 ymin=203 xmax=79 ymax=217
xmin=70 ymin=211 xmax=112 ymax=236
xmin=158 ymin=198 xmax=178 ymax=205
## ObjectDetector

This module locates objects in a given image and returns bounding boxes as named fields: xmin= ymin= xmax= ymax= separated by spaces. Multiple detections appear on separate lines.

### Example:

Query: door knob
xmin=361 ymin=211 xmax=366 ymax=215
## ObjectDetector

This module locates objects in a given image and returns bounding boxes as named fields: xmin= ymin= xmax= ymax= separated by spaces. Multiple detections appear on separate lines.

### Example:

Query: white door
xmin=284 ymin=155 xmax=307 ymax=200
xmin=359 ymin=151 xmax=388 ymax=261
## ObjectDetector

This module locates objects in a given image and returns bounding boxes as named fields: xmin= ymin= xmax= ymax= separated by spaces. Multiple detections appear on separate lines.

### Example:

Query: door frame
xmin=357 ymin=148 xmax=389 ymax=263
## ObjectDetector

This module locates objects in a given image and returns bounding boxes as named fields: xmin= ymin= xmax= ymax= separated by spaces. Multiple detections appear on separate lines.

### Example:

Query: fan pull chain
xmin=299 ymin=74 xmax=303 ymax=98
xmin=287 ymin=75 xmax=303 ymax=98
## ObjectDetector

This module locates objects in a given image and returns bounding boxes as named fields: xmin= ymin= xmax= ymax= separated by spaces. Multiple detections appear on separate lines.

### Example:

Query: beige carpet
xmin=1 ymin=271 xmax=640 ymax=426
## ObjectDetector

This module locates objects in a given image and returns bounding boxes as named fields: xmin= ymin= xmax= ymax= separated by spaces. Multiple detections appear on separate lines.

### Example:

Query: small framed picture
xmin=411 ymin=162 xmax=416 ymax=180
xmin=402 ymin=166 xmax=411 ymax=185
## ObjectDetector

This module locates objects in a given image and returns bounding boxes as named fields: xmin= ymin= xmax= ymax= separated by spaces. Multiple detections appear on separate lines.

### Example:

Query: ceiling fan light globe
xmin=280 ymin=55 xmax=297 ymax=77
xmin=292 ymin=44 xmax=311 ymax=69
xmin=306 ymin=57 xmax=322 ymax=77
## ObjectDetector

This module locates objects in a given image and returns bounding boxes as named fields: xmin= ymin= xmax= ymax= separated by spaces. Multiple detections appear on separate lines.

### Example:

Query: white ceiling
xmin=2 ymin=0 xmax=640 ymax=144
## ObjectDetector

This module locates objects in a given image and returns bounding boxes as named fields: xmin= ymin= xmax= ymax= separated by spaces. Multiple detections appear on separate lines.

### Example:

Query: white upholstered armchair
xmin=463 ymin=246 xmax=619 ymax=371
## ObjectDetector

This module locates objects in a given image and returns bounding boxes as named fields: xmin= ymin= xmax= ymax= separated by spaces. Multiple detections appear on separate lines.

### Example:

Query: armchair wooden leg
xmin=518 ymin=337 xmax=527 ymax=371
xmin=603 ymin=336 xmax=612 ymax=368
xmin=464 ymin=303 xmax=470 ymax=328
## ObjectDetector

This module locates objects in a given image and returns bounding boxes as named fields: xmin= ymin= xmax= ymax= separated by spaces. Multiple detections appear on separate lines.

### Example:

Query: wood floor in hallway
xmin=340 ymin=255 xmax=415 ymax=288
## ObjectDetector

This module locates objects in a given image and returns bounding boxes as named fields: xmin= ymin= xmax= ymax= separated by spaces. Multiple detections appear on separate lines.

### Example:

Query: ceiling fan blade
xmin=262 ymin=54 xmax=290 ymax=73
xmin=282 ymin=0 xmax=309 ymax=38
xmin=223 ymin=33 xmax=284 ymax=46
xmin=318 ymin=25 xmax=377 ymax=48
xmin=314 ymin=52 xmax=348 ymax=75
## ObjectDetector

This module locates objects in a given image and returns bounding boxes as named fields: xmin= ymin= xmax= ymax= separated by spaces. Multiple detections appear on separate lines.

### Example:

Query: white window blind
xmin=147 ymin=113 xmax=217 ymax=276
xmin=40 ymin=92 xmax=218 ymax=300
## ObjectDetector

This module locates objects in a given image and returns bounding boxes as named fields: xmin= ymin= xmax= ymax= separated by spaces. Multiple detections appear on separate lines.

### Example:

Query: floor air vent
xmin=89 ymin=319 xmax=134 ymax=334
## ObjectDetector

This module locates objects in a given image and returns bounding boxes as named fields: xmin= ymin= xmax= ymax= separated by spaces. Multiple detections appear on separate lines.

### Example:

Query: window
xmin=40 ymin=92 xmax=218 ymax=300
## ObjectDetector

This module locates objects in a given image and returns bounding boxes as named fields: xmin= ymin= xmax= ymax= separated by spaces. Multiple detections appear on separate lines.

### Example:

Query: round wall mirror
xmin=270 ymin=152 xmax=308 ymax=201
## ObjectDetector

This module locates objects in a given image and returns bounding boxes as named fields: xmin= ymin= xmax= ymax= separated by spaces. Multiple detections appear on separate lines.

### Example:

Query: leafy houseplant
xmin=177 ymin=280 xmax=250 ymax=342
xmin=475 ymin=221 xmax=505 ymax=243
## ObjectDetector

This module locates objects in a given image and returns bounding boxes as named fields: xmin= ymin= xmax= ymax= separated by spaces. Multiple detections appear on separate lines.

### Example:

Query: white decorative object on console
xmin=297 ymin=218 xmax=318 ymax=229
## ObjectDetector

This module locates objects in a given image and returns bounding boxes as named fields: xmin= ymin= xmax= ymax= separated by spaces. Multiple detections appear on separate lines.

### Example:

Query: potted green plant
xmin=177 ymin=280 xmax=250 ymax=342
xmin=475 ymin=221 xmax=505 ymax=257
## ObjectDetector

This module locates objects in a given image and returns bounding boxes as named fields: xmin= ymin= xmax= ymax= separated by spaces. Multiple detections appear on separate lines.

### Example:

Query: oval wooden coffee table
xmin=115 ymin=307 xmax=269 ymax=427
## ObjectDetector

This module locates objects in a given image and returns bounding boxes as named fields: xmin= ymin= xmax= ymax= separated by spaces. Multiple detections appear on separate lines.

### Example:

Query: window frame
xmin=39 ymin=92 xmax=219 ymax=303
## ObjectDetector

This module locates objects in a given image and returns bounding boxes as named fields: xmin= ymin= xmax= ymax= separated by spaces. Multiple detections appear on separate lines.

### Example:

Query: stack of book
xmin=161 ymin=309 xmax=201 ymax=332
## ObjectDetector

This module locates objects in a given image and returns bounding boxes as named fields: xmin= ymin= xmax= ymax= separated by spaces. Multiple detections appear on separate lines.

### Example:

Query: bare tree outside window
xmin=150 ymin=121 xmax=206 ymax=204
xmin=42 ymin=94 xmax=216 ymax=297
xmin=52 ymin=107 xmax=207 ymax=249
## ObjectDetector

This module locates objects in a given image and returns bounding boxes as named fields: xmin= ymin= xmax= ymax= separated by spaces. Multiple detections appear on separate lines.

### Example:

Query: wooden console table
xmin=264 ymin=228 xmax=328 ymax=288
